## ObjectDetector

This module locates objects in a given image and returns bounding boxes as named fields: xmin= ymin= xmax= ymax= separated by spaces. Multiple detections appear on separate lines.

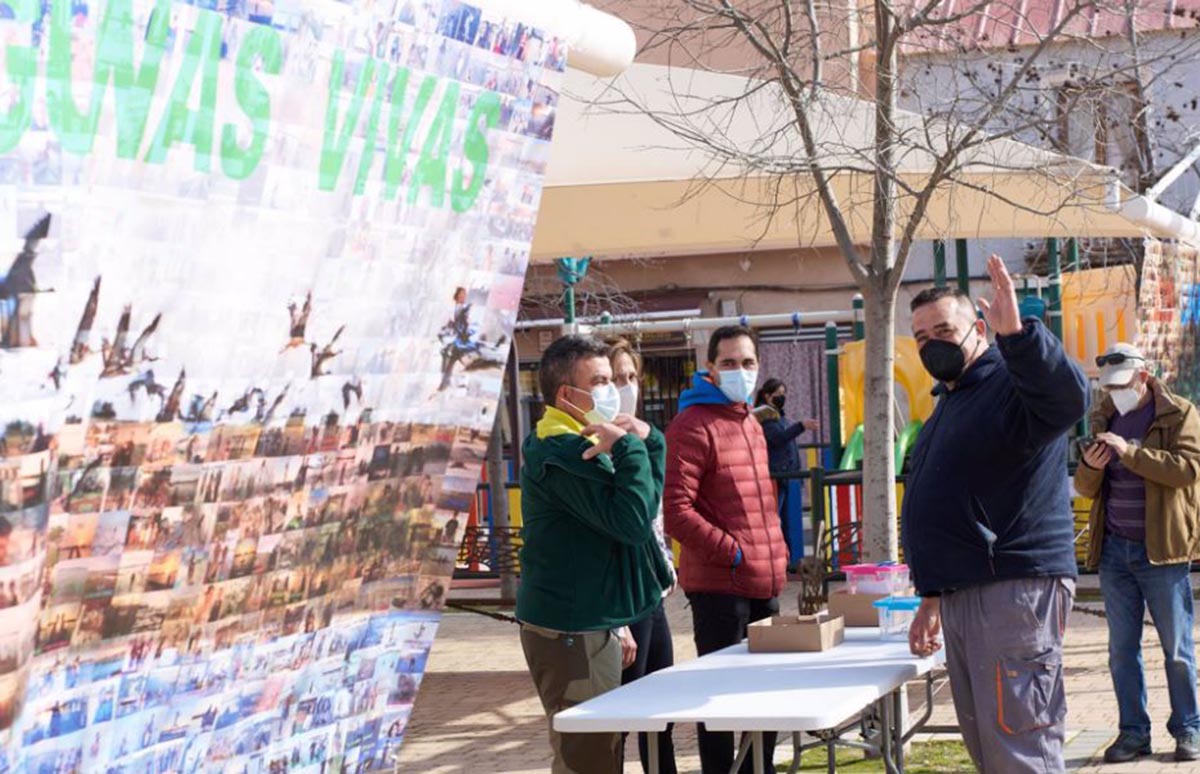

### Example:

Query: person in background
xmin=904 ymin=256 xmax=1088 ymax=773
xmin=1075 ymin=343 xmax=1200 ymax=763
xmin=516 ymin=335 xmax=673 ymax=774
xmin=606 ymin=337 xmax=678 ymax=774
xmin=753 ymin=379 xmax=819 ymax=568
xmin=665 ymin=325 xmax=787 ymax=774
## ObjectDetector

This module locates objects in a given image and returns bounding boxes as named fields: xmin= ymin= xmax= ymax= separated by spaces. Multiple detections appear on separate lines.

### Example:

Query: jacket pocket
xmin=995 ymin=652 xmax=1063 ymax=735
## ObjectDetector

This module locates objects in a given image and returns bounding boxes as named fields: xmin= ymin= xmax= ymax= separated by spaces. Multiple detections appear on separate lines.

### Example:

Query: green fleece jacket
xmin=515 ymin=407 xmax=673 ymax=632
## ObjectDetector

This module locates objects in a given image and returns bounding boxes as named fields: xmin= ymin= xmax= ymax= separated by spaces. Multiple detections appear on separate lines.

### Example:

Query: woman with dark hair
xmin=753 ymin=379 xmax=819 ymax=568
xmin=606 ymin=337 xmax=678 ymax=774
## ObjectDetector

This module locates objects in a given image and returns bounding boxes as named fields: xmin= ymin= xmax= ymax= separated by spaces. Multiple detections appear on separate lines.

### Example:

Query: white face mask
xmin=617 ymin=383 xmax=638 ymax=416
xmin=717 ymin=369 xmax=758 ymax=404
xmin=584 ymin=383 xmax=621 ymax=425
xmin=1110 ymin=386 xmax=1142 ymax=416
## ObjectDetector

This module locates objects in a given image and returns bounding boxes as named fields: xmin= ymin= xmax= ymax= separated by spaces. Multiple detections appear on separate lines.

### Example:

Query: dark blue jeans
xmin=1100 ymin=534 xmax=1200 ymax=741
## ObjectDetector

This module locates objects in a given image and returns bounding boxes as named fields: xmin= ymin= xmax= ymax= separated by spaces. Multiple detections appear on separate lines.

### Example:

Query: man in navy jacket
xmin=903 ymin=256 xmax=1088 ymax=773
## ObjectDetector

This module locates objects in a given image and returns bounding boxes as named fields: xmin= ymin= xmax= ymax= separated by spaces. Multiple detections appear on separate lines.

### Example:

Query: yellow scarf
xmin=536 ymin=406 xmax=598 ymax=444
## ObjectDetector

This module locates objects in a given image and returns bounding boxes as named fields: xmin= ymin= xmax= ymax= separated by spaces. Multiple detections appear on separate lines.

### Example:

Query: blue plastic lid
xmin=872 ymin=595 xmax=922 ymax=612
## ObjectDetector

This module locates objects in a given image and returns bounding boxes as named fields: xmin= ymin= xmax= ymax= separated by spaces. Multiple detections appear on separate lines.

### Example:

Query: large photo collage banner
xmin=0 ymin=0 xmax=560 ymax=771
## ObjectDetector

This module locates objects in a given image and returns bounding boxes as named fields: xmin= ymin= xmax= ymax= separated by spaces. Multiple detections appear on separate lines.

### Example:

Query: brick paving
xmin=397 ymin=576 xmax=1200 ymax=773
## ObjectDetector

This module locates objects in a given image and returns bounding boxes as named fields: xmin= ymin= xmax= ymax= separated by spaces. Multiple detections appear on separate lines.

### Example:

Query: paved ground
xmin=398 ymin=575 xmax=1198 ymax=773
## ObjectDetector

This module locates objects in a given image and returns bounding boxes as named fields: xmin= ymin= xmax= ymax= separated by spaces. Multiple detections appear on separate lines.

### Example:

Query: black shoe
xmin=1103 ymin=734 xmax=1151 ymax=763
xmin=1175 ymin=733 xmax=1200 ymax=762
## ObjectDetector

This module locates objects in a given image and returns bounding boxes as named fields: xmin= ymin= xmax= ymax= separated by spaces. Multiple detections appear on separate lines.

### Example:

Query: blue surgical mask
xmin=717 ymin=369 xmax=758 ymax=404
xmin=585 ymin=383 xmax=621 ymax=424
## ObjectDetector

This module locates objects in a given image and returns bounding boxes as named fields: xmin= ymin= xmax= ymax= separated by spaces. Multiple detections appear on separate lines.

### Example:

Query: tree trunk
xmin=860 ymin=279 xmax=899 ymax=563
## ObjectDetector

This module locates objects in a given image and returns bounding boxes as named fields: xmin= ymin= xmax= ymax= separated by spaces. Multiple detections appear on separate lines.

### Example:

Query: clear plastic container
xmin=842 ymin=563 xmax=910 ymax=595
xmin=872 ymin=595 xmax=922 ymax=640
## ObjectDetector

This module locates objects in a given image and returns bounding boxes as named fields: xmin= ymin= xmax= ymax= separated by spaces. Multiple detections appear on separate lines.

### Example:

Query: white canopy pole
xmin=1119 ymin=195 xmax=1200 ymax=246
xmin=470 ymin=0 xmax=636 ymax=77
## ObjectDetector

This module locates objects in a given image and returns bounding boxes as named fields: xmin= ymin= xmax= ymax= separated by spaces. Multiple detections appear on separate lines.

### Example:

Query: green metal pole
xmin=933 ymin=241 xmax=947 ymax=288
xmin=955 ymin=239 xmax=970 ymax=294
xmin=825 ymin=322 xmax=843 ymax=466
xmin=1046 ymin=238 xmax=1063 ymax=340
xmin=852 ymin=294 xmax=865 ymax=341
xmin=563 ymin=285 xmax=576 ymax=325
xmin=1066 ymin=238 xmax=1080 ymax=273
xmin=556 ymin=257 xmax=590 ymax=331
xmin=811 ymin=465 xmax=827 ymax=569
xmin=1063 ymin=238 xmax=1086 ymax=439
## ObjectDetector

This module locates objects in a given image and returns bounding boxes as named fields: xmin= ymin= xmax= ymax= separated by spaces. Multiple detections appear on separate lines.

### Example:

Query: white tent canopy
xmin=475 ymin=0 xmax=635 ymax=76
xmin=532 ymin=64 xmax=1199 ymax=262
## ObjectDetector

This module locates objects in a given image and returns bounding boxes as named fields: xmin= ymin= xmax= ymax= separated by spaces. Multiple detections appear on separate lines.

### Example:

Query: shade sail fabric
xmin=533 ymin=63 xmax=1192 ymax=261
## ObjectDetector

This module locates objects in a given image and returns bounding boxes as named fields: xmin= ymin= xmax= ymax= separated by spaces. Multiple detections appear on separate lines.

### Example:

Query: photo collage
xmin=0 ymin=0 xmax=561 ymax=770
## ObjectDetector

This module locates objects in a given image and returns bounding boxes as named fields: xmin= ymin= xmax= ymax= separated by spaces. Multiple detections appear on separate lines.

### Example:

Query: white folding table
xmin=554 ymin=628 xmax=946 ymax=774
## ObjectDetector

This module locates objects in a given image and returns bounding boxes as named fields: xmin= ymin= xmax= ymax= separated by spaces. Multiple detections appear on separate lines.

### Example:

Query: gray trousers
xmin=941 ymin=577 xmax=1075 ymax=773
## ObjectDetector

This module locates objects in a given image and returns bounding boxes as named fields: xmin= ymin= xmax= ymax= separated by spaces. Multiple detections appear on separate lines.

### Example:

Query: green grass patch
xmin=779 ymin=740 xmax=973 ymax=772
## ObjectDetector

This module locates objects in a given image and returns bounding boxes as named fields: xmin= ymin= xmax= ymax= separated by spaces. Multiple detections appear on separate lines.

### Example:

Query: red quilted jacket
xmin=664 ymin=399 xmax=787 ymax=600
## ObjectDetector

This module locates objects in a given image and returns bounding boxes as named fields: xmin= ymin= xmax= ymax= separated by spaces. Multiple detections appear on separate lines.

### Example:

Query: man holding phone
xmin=1075 ymin=343 xmax=1200 ymax=763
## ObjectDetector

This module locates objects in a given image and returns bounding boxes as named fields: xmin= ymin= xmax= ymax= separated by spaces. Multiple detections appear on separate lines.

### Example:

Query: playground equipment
xmin=1060 ymin=265 xmax=1136 ymax=380
xmin=835 ymin=336 xmax=935 ymax=470
xmin=459 ymin=465 xmax=523 ymax=575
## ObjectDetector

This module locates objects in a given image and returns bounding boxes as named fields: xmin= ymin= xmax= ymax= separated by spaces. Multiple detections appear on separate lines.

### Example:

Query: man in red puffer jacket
xmin=664 ymin=325 xmax=787 ymax=774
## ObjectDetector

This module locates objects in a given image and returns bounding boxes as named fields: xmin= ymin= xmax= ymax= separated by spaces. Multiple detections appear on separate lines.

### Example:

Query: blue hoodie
xmin=901 ymin=319 xmax=1088 ymax=596
xmin=678 ymin=372 xmax=733 ymax=410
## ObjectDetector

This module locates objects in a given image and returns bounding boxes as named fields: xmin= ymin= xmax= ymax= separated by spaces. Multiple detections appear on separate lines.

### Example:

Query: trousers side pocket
xmin=995 ymin=652 xmax=1064 ymax=736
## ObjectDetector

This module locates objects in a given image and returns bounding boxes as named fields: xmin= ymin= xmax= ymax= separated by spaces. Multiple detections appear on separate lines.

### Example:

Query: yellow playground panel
xmin=1061 ymin=265 xmax=1136 ymax=378
xmin=837 ymin=337 xmax=936 ymax=446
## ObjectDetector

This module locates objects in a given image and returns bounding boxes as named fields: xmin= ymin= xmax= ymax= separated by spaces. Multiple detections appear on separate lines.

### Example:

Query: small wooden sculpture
xmin=796 ymin=520 xmax=828 ymax=616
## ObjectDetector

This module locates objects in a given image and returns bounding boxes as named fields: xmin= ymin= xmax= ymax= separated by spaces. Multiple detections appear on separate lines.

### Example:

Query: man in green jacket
xmin=1076 ymin=343 xmax=1200 ymax=763
xmin=517 ymin=335 xmax=673 ymax=774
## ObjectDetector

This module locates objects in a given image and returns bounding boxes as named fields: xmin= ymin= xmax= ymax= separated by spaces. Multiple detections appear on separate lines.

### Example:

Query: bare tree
xmin=603 ymin=0 xmax=1199 ymax=561
xmin=519 ymin=262 xmax=644 ymax=321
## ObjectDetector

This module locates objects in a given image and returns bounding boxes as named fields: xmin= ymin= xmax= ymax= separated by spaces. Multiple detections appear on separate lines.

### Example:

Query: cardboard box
xmin=747 ymin=611 xmax=845 ymax=652
xmin=828 ymin=591 xmax=890 ymax=627
xmin=826 ymin=586 xmax=917 ymax=627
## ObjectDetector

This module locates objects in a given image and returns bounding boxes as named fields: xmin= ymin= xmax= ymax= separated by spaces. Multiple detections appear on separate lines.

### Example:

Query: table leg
xmin=879 ymin=693 xmax=902 ymax=774
xmin=789 ymin=732 xmax=802 ymax=774
xmin=649 ymin=731 xmax=660 ymax=774
xmin=827 ymin=738 xmax=836 ymax=774
xmin=752 ymin=731 xmax=765 ymax=774
xmin=893 ymin=689 xmax=906 ymax=772
xmin=731 ymin=733 xmax=752 ymax=774
xmin=879 ymin=697 xmax=893 ymax=768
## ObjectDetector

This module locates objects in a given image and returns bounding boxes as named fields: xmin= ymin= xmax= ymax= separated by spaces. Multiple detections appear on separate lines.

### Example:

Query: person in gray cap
xmin=1075 ymin=342 xmax=1200 ymax=763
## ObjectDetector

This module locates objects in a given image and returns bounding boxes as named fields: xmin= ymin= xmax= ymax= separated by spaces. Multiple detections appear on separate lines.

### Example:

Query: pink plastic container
xmin=841 ymin=564 xmax=910 ymax=595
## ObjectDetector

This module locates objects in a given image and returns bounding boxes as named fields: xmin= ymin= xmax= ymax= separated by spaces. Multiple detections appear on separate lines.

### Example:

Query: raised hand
xmin=580 ymin=422 xmax=629 ymax=460
xmin=613 ymin=414 xmax=651 ymax=440
xmin=977 ymin=255 xmax=1022 ymax=337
